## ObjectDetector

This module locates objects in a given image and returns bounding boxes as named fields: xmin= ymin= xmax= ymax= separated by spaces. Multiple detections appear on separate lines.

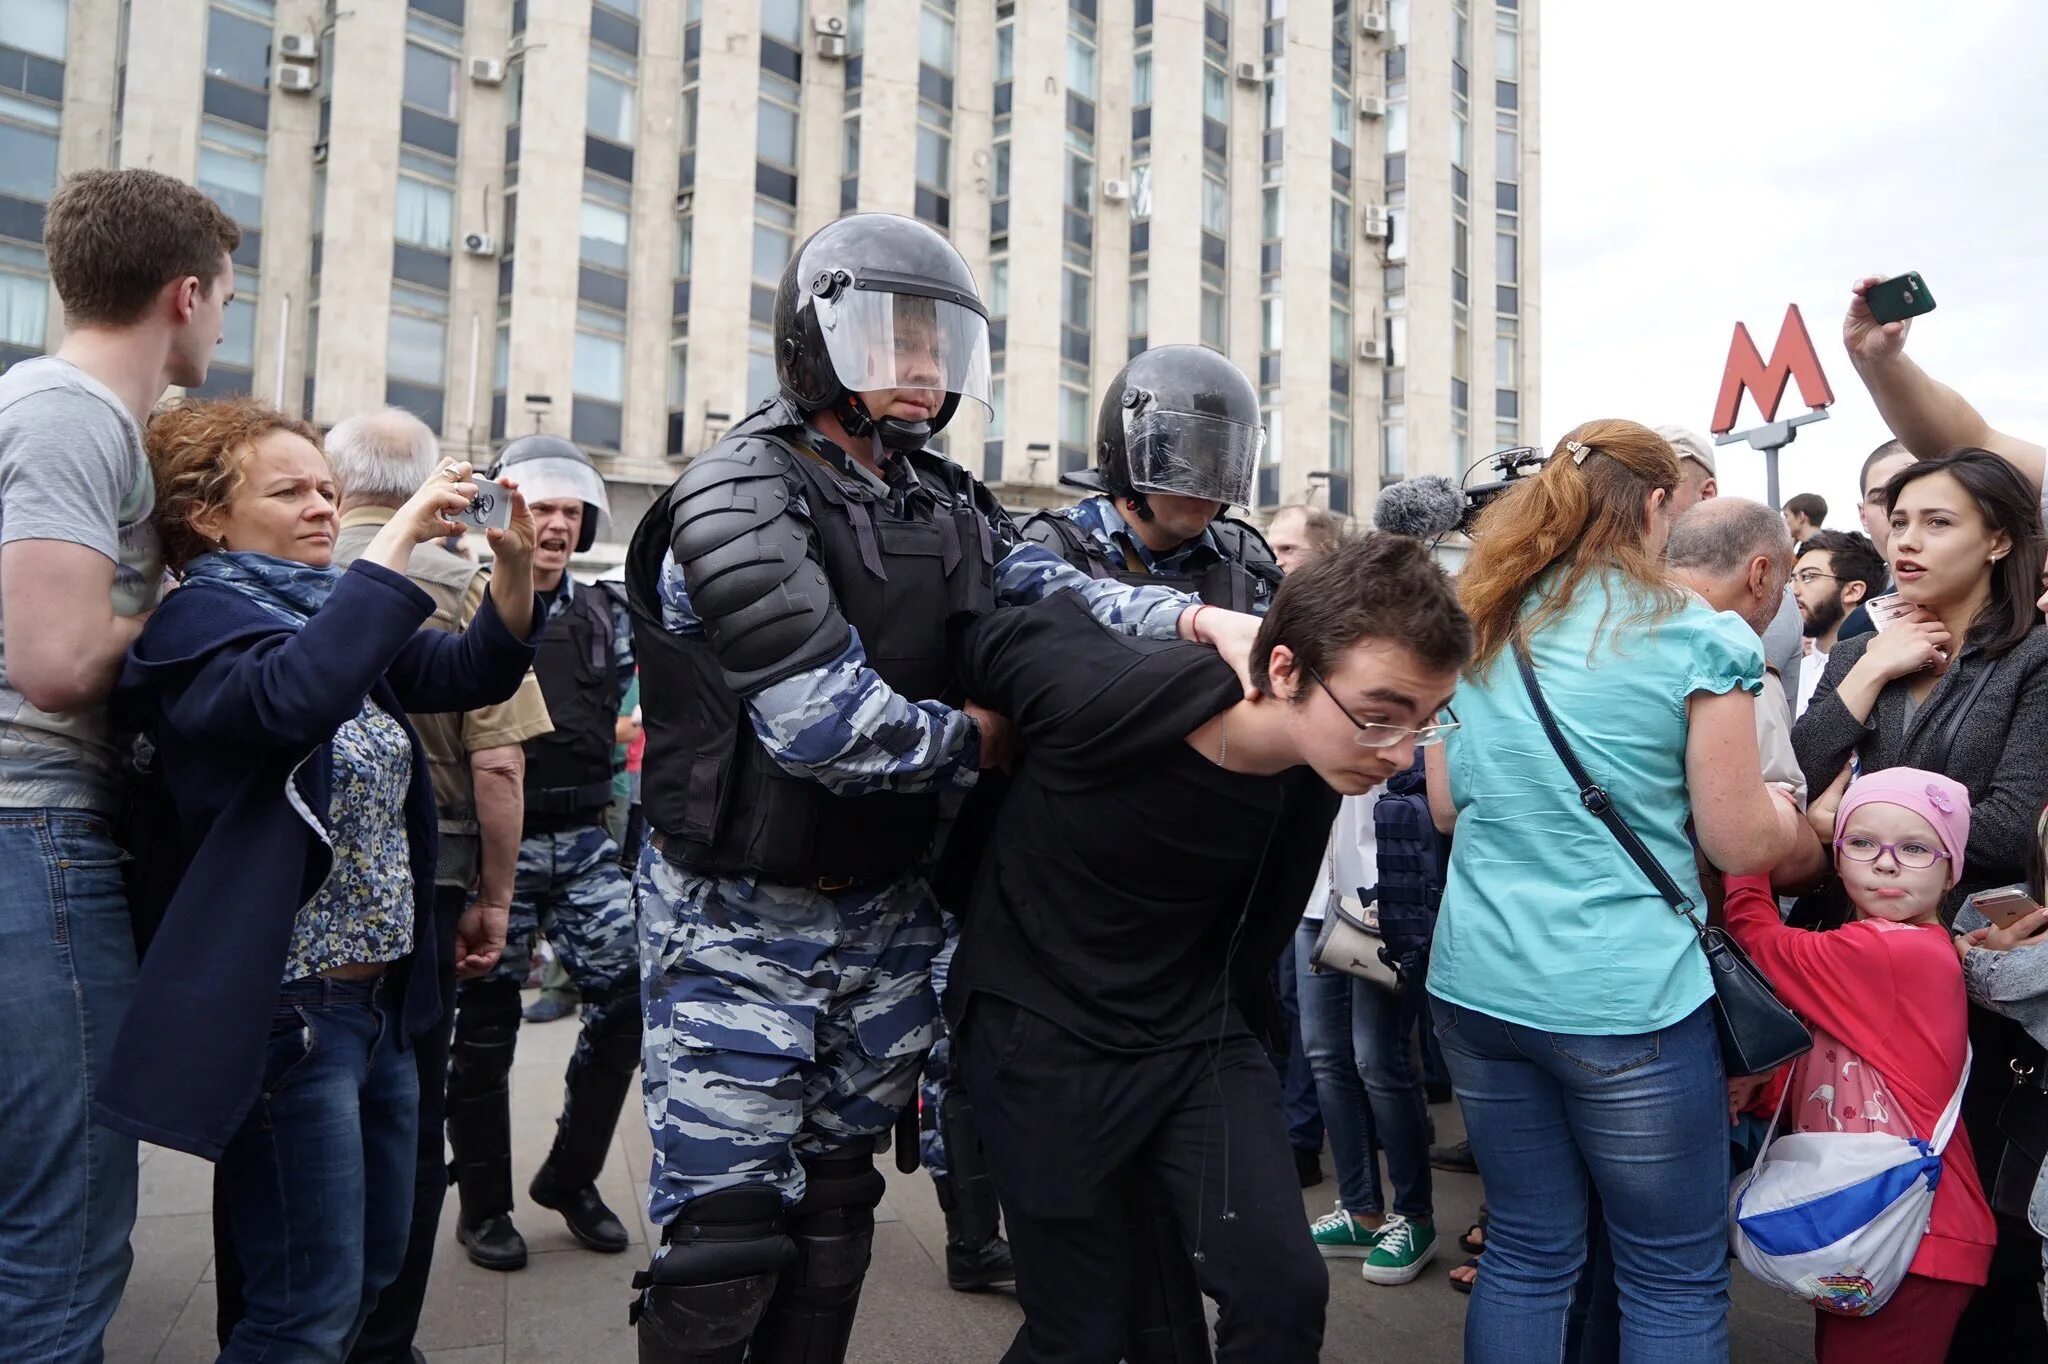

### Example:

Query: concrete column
xmin=116 ymin=0 xmax=205 ymax=175
xmin=857 ymin=0 xmax=919 ymax=218
xmin=619 ymin=0 xmax=687 ymax=481
xmin=1141 ymin=2 xmax=1204 ymax=345
xmin=685 ymin=0 xmax=768 ymax=439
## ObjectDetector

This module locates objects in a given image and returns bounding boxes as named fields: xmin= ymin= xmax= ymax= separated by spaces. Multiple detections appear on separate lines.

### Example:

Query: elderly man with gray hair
xmin=328 ymin=408 xmax=551 ymax=1364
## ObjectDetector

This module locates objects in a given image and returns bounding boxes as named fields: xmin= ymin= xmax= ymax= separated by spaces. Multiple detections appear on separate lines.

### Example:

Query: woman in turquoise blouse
xmin=1423 ymin=420 xmax=1803 ymax=1363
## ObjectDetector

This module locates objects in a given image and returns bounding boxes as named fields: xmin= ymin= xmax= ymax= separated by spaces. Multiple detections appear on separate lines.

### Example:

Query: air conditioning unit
xmin=1358 ymin=94 xmax=1385 ymax=119
xmin=277 ymin=63 xmax=317 ymax=93
xmin=1361 ymin=9 xmax=1388 ymax=38
xmin=815 ymin=32 xmax=847 ymax=58
xmin=1233 ymin=59 xmax=1261 ymax=85
xmin=311 ymin=141 xmax=330 ymax=163
xmin=1362 ymin=204 xmax=1391 ymax=240
xmin=469 ymin=57 xmax=504 ymax=85
xmin=462 ymin=231 xmax=497 ymax=257
xmin=1357 ymin=333 xmax=1385 ymax=362
xmin=674 ymin=189 xmax=694 ymax=214
xmin=813 ymin=14 xmax=846 ymax=35
xmin=278 ymin=32 xmax=318 ymax=61
xmin=1101 ymin=178 xmax=1129 ymax=203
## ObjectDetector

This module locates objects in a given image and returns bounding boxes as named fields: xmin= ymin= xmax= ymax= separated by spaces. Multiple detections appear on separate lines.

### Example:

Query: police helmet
xmin=1067 ymin=345 xmax=1264 ymax=516
xmin=492 ymin=434 xmax=612 ymax=553
xmin=774 ymin=213 xmax=993 ymax=452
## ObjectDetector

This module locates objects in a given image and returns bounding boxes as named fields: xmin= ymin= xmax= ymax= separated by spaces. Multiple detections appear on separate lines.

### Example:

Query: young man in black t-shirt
xmin=949 ymin=535 xmax=1472 ymax=1363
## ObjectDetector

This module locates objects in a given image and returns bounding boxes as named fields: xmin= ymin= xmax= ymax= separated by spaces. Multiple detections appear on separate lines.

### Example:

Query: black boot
xmin=446 ymin=980 xmax=528 ymax=1272
xmin=531 ymin=974 xmax=640 ymax=1254
xmin=749 ymin=1141 xmax=885 ymax=1364
xmin=932 ymin=1177 xmax=1015 ymax=1292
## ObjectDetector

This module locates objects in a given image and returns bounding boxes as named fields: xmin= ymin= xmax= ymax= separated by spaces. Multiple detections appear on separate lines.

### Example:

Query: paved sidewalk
xmin=107 ymin=993 xmax=1813 ymax=1362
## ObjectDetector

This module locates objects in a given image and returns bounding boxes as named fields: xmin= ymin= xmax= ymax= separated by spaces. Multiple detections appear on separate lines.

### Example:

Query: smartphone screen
xmin=457 ymin=476 xmax=513 ymax=532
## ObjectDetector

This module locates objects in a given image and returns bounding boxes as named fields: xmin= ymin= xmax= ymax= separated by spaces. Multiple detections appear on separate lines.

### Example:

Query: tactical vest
xmin=1025 ymin=507 xmax=1280 ymax=613
xmin=627 ymin=422 xmax=998 ymax=885
xmin=1371 ymin=757 xmax=1450 ymax=971
xmin=524 ymin=582 xmax=619 ymax=827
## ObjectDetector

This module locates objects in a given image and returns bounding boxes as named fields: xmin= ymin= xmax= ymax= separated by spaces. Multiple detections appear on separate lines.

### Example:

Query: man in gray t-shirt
xmin=0 ymin=168 xmax=238 ymax=1362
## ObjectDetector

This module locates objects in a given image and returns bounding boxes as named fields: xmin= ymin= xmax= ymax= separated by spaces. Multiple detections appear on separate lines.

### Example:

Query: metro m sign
xmin=1710 ymin=304 xmax=1836 ymax=436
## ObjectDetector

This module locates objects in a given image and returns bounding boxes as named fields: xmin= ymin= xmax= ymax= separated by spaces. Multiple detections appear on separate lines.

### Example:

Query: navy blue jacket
xmin=99 ymin=559 xmax=541 ymax=1159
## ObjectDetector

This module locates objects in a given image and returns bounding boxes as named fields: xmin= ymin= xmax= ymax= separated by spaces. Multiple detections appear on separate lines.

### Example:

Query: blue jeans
xmin=0 ymin=812 xmax=137 ymax=1363
xmin=1430 ymin=997 xmax=1729 ymax=1364
xmin=1294 ymin=920 xmax=1433 ymax=1218
xmin=218 ymin=976 xmax=419 ymax=1363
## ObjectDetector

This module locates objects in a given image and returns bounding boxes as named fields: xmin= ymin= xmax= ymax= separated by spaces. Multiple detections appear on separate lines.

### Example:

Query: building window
xmin=1200 ymin=279 xmax=1225 ymax=350
xmin=1202 ymin=64 xmax=1228 ymax=122
xmin=1133 ymin=50 xmax=1152 ymax=105
xmin=1202 ymin=176 xmax=1228 ymax=234
xmin=403 ymin=43 xmax=459 ymax=120
xmin=761 ymin=0 xmax=803 ymax=46
xmin=1129 ymin=277 xmax=1148 ymax=336
xmin=1382 ymin=404 xmax=1406 ymax=479
xmin=0 ymin=122 xmax=56 ymax=207
xmin=1332 ymin=88 xmax=1353 ymax=147
xmin=1059 ymin=366 xmax=1090 ymax=472
xmin=579 ymin=200 xmax=629 ymax=273
xmin=205 ymin=7 xmax=271 ymax=91
xmin=0 ymin=253 xmax=47 ymax=351
xmin=758 ymin=95 xmax=799 ymax=167
xmin=395 ymin=176 xmax=454 ymax=252
xmin=588 ymin=69 xmax=636 ymax=146
xmin=1067 ymin=32 xmax=1097 ymax=99
xmin=753 ymin=200 xmax=795 ymax=287
xmin=5 ymin=0 xmax=66 ymax=62
xmin=388 ymin=312 xmax=446 ymax=384
xmin=574 ymin=331 xmax=625 ymax=403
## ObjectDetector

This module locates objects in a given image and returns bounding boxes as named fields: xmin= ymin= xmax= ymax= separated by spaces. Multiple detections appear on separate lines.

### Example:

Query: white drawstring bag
xmin=1729 ymin=1048 xmax=1970 ymax=1317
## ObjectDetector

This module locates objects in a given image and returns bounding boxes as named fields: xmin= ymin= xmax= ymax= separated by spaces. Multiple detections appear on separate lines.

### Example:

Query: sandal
xmin=1448 ymin=1257 xmax=1480 ymax=1296
xmin=1459 ymin=1222 xmax=1486 ymax=1255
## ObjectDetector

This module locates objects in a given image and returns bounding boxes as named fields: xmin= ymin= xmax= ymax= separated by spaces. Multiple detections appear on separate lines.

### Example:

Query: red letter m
xmin=1710 ymin=304 xmax=1835 ymax=435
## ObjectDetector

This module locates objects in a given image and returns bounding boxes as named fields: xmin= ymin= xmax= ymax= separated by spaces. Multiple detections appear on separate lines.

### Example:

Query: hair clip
xmin=1565 ymin=439 xmax=1593 ymax=465
xmin=1926 ymin=784 xmax=1955 ymax=815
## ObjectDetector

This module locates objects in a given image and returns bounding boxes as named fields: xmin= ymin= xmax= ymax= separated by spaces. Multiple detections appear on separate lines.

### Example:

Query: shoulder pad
xmin=1212 ymin=516 xmax=1279 ymax=569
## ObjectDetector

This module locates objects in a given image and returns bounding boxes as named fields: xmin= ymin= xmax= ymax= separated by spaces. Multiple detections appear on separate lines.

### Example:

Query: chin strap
xmin=836 ymin=392 xmax=933 ymax=453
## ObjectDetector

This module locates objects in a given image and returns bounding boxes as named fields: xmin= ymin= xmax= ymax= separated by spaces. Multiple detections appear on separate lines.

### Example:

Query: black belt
xmin=648 ymin=829 xmax=879 ymax=897
xmin=526 ymin=780 xmax=614 ymax=818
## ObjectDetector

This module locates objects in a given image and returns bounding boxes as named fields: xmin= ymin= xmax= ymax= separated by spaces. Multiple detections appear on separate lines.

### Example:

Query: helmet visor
xmin=814 ymin=288 xmax=993 ymax=419
xmin=503 ymin=453 xmax=612 ymax=534
xmin=1122 ymin=407 xmax=1265 ymax=507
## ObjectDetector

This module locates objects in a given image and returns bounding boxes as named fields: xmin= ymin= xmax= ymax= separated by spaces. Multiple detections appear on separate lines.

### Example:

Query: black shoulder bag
xmin=1514 ymin=645 xmax=1813 ymax=1077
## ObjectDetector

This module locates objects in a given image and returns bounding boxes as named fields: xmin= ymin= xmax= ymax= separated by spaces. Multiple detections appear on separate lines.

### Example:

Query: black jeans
xmin=959 ymin=996 xmax=1327 ymax=1364
xmin=347 ymin=883 xmax=466 ymax=1363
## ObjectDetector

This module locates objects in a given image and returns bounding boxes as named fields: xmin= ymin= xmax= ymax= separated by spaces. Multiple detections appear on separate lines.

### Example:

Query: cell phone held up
xmin=1966 ymin=884 xmax=2043 ymax=932
xmin=1864 ymin=272 xmax=1937 ymax=326
xmin=455 ymin=476 xmax=513 ymax=533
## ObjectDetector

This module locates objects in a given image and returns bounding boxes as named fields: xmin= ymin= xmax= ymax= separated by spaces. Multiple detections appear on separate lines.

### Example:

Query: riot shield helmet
xmin=493 ymin=433 xmax=611 ymax=553
xmin=1068 ymin=344 xmax=1265 ymax=519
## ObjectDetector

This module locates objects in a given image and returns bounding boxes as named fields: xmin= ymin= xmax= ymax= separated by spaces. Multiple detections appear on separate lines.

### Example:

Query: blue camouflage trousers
xmin=635 ymin=847 xmax=944 ymax=1225
xmin=917 ymin=923 xmax=959 ymax=1177
xmin=489 ymin=825 xmax=638 ymax=992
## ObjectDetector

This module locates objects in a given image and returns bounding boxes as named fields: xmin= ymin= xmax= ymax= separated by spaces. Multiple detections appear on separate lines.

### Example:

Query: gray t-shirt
xmin=0 ymin=357 xmax=163 ymax=810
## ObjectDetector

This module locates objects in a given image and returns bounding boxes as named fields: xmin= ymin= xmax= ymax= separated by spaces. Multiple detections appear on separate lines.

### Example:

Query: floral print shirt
xmin=282 ymin=699 xmax=417 ymax=981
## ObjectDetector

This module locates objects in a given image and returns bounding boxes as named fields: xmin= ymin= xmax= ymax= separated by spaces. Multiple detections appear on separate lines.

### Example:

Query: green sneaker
xmin=1360 ymin=1214 xmax=1438 ymax=1285
xmin=1308 ymin=1206 xmax=1381 ymax=1259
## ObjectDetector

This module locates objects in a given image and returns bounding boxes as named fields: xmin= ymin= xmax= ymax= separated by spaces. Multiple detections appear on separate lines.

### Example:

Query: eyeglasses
xmin=1305 ymin=667 xmax=1459 ymax=749
xmin=1833 ymin=835 xmax=1950 ymax=871
xmin=1792 ymin=570 xmax=1842 ymax=587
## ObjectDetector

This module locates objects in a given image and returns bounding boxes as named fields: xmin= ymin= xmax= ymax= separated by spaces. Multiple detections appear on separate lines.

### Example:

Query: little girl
xmin=1722 ymin=767 xmax=1996 ymax=1363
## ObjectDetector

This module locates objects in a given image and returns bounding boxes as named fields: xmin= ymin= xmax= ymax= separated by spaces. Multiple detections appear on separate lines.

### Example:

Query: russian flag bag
xmin=1729 ymin=1048 xmax=1970 ymax=1317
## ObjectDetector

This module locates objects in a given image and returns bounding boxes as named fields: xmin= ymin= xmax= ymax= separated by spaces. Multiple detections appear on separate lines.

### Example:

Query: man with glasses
xmin=948 ymin=534 xmax=1470 ymax=1363
xmin=1791 ymin=530 xmax=1888 ymax=719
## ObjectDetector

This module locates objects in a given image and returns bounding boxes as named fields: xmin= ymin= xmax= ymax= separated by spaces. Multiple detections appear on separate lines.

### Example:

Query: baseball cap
xmin=1654 ymin=424 xmax=1717 ymax=477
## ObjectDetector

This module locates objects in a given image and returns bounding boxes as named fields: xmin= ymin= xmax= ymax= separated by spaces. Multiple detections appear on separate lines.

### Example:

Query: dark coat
xmin=98 ymin=559 xmax=540 ymax=1159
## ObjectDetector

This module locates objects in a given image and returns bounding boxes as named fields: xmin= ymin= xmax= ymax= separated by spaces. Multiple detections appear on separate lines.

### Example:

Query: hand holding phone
xmin=1968 ymin=884 xmax=2043 ymax=931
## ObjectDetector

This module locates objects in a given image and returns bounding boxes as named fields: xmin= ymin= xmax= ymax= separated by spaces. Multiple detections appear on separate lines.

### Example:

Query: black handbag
xmin=1514 ymin=645 xmax=1813 ymax=1077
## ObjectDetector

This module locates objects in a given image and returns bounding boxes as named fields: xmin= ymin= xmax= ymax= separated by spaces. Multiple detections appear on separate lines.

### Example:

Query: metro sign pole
xmin=1709 ymin=304 xmax=1836 ymax=510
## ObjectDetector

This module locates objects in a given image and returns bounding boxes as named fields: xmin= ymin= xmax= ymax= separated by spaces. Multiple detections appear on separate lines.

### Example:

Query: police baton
xmin=894 ymin=1102 xmax=921 ymax=1173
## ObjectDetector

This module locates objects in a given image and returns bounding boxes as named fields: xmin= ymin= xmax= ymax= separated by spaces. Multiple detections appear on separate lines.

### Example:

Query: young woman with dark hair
xmin=1794 ymin=446 xmax=2048 ymax=1359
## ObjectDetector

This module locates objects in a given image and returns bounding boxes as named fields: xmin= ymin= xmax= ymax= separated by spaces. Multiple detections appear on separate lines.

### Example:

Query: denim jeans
xmin=0 ymin=812 xmax=138 ymax=1364
xmin=1294 ymin=920 xmax=1433 ymax=1219
xmin=217 ymin=975 xmax=419 ymax=1364
xmin=1430 ymin=996 xmax=1729 ymax=1364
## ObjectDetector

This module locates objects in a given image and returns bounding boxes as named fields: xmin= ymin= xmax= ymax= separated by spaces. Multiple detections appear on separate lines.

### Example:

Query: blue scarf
xmin=180 ymin=551 xmax=343 ymax=627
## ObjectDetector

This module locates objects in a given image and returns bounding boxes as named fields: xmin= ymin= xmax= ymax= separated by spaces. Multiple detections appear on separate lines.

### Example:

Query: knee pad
xmin=633 ymin=1188 xmax=795 ymax=1362
xmin=448 ymin=979 xmax=522 ymax=1092
xmin=785 ymin=1140 xmax=886 ymax=1296
xmin=586 ymin=971 xmax=646 ymax=1074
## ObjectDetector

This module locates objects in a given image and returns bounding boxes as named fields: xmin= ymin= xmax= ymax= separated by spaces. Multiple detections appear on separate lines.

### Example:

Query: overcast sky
xmin=1539 ymin=0 xmax=2048 ymax=526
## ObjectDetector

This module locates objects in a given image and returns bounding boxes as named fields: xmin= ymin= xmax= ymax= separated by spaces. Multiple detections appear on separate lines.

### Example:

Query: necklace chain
xmin=1219 ymin=713 xmax=1229 ymax=767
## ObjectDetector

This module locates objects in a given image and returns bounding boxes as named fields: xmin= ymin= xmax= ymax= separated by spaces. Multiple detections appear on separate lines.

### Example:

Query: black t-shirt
xmin=949 ymin=591 xmax=1296 ymax=1053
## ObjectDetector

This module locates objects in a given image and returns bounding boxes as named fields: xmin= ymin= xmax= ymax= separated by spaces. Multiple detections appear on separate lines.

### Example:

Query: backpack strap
xmin=1929 ymin=1045 xmax=1973 ymax=1154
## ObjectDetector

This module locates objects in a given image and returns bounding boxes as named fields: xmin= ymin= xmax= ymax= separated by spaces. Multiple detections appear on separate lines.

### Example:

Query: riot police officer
xmin=624 ymin=213 xmax=1263 ymax=1363
xmin=1023 ymin=344 xmax=1283 ymax=616
xmin=445 ymin=435 xmax=642 ymax=1270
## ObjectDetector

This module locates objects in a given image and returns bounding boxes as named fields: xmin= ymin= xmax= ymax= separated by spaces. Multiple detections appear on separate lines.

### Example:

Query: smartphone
xmin=456 ymin=476 xmax=512 ymax=532
xmin=1863 ymin=592 xmax=1917 ymax=632
xmin=1968 ymin=884 xmax=2042 ymax=931
xmin=1865 ymin=272 xmax=1937 ymax=325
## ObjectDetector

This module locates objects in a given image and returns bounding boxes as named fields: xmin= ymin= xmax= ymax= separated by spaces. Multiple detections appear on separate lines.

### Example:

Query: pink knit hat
xmin=1833 ymin=767 xmax=1972 ymax=888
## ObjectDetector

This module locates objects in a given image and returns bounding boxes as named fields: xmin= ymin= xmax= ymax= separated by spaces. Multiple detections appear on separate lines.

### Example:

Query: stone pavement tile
xmin=103 ymin=1211 xmax=212 ymax=1364
xmin=412 ymin=1199 xmax=509 ymax=1355
xmin=502 ymin=1248 xmax=641 ymax=1364
xmin=849 ymin=1221 xmax=1023 ymax=1364
xmin=149 ymin=1280 xmax=228 ymax=1364
xmin=137 ymin=1146 xmax=215 ymax=1218
xmin=424 ymin=1346 xmax=508 ymax=1364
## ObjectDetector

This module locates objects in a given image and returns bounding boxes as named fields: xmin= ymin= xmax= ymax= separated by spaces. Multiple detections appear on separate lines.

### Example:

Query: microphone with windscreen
xmin=1372 ymin=475 xmax=1468 ymax=541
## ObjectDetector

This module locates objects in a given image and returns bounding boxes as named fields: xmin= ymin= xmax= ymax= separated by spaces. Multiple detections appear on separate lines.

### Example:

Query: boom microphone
xmin=1372 ymin=475 xmax=1467 ymax=541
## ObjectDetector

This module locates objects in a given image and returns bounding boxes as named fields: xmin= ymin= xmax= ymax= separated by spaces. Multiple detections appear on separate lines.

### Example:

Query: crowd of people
xmin=2 ymin=165 xmax=2045 ymax=1364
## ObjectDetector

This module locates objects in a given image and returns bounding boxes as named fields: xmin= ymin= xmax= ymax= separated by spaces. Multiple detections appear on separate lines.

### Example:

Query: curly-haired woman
xmin=95 ymin=397 xmax=541 ymax=1362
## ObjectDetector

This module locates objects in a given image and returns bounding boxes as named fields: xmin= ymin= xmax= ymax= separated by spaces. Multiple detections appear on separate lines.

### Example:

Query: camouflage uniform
xmin=636 ymin=437 xmax=1190 ymax=1225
